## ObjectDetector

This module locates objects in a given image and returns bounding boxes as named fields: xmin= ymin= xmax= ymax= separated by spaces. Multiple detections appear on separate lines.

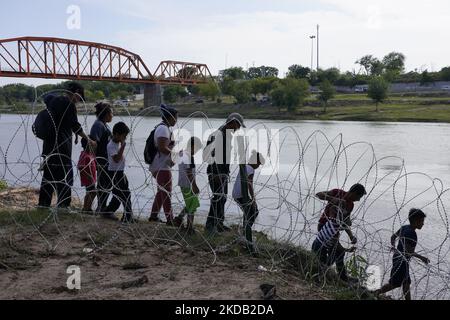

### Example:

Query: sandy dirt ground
xmin=0 ymin=188 xmax=328 ymax=300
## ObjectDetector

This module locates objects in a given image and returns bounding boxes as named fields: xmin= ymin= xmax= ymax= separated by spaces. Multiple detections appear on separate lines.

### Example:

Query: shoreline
xmin=2 ymin=100 xmax=450 ymax=124
xmin=0 ymin=188 xmax=373 ymax=300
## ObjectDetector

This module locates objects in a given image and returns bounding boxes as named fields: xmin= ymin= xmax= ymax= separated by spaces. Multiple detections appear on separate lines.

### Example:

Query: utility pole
xmin=316 ymin=24 xmax=320 ymax=71
xmin=310 ymin=35 xmax=316 ymax=71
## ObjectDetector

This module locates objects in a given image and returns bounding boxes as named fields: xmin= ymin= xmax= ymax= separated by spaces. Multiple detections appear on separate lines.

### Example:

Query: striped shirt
xmin=316 ymin=220 xmax=343 ymax=248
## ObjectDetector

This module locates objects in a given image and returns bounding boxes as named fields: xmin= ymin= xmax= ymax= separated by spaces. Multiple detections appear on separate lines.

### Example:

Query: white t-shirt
xmin=150 ymin=124 xmax=173 ymax=173
xmin=178 ymin=151 xmax=196 ymax=189
xmin=107 ymin=141 xmax=125 ymax=171
xmin=232 ymin=165 xmax=255 ymax=200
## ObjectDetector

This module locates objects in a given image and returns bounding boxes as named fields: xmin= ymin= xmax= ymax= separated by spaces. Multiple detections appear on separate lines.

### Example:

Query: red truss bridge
xmin=0 ymin=37 xmax=213 ymax=85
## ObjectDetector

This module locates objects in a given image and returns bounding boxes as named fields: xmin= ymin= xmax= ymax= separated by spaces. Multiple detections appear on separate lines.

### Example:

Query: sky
xmin=1 ymin=0 xmax=450 ymax=86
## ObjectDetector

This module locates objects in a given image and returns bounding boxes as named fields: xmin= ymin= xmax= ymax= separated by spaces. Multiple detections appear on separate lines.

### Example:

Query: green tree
xmin=0 ymin=87 xmax=5 ymax=105
xmin=370 ymin=59 xmax=385 ymax=76
xmin=219 ymin=67 xmax=246 ymax=80
xmin=439 ymin=67 xmax=450 ymax=81
xmin=163 ymin=86 xmax=179 ymax=103
xmin=247 ymin=66 xmax=279 ymax=79
xmin=233 ymin=81 xmax=252 ymax=104
xmin=219 ymin=77 xmax=236 ymax=96
xmin=188 ymin=85 xmax=200 ymax=96
xmin=111 ymin=90 xmax=129 ymax=100
xmin=177 ymin=66 xmax=198 ymax=79
xmin=420 ymin=70 xmax=434 ymax=86
xmin=163 ymin=85 xmax=187 ymax=103
xmin=382 ymin=52 xmax=406 ymax=74
xmin=198 ymin=81 xmax=220 ymax=101
xmin=287 ymin=65 xmax=311 ymax=79
xmin=356 ymin=55 xmax=376 ymax=75
xmin=249 ymin=77 xmax=278 ymax=96
xmin=318 ymin=80 xmax=336 ymax=113
xmin=368 ymin=76 xmax=389 ymax=112
xmin=1 ymin=84 xmax=34 ymax=102
xmin=318 ymin=68 xmax=341 ymax=84
xmin=270 ymin=78 xmax=310 ymax=113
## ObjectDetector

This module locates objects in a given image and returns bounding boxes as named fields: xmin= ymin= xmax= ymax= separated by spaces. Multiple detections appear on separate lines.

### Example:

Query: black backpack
xmin=33 ymin=109 xmax=57 ymax=141
xmin=32 ymin=94 xmax=57 ymax=141
xmin=144 ymin=123 xmax=166 ymax=165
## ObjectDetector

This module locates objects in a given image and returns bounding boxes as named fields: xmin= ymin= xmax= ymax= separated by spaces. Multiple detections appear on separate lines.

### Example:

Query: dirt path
xmin=0 ymin=189 xmax=328 ymax=300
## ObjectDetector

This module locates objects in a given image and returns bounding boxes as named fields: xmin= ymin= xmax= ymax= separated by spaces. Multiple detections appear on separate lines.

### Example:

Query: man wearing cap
xmin=203 ymin=113 xmax=246 ymax=234
xmin=38 ymin=82 xmax=96 ymax=209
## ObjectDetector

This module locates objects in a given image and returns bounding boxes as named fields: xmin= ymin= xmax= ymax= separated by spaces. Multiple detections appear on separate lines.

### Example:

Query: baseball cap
xmin=226 ymin=113 xmax=246 ymax=128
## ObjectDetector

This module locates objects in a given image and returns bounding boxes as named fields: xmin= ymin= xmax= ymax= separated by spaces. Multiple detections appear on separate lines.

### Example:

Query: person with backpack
xmin=203 ymin=113 xmax=246 ymax=235
xmin=90 ymin=103 xmax=114 ymax=217
xmin=146 ymin=105 xmax=179 ymax=226
xmin=37 ymin=82 xmax=96 ymax=209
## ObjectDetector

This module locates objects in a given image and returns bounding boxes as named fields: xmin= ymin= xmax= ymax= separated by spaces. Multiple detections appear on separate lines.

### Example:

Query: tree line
xmin=2 ymin=52 xmax=450 ymax=113
xmin=0 ymin=81 xmax=141 ymax=105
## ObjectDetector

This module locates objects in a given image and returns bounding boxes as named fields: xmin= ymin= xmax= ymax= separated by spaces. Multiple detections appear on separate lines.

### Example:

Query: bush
xmin=270 ymin=78 xmax=310 ymax=112
xmin=368 ymin=76 xmax=389 ymax=112
xmin=0 ymin=180 xmax=7 ymax=191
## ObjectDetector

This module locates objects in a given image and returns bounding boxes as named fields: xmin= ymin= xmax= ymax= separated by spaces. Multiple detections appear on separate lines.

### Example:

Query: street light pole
xmin=317 ymin=24 xmax=320 ymax=71
xmin=310 ymin=35 xmax=316 ymax=71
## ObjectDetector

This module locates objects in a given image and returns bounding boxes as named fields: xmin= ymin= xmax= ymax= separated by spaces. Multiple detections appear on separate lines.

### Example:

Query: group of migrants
xmin=34 ymin=82 xmax=429 ymax=300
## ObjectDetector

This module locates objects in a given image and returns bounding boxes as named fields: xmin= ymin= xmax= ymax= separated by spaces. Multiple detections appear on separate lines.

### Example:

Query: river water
xmin=1 ymin=113 xmax=449 ymax=299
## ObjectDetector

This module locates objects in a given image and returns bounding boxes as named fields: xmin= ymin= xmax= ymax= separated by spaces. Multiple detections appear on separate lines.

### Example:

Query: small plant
xmin=346 ymin=253 xmax=370 ymax=283
xmin=0 ymin=180 xmax=7 ymax=191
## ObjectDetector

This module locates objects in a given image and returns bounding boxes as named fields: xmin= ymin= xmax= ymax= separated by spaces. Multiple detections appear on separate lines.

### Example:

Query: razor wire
xmin=0 ymin=89 xmax=449 ymax=300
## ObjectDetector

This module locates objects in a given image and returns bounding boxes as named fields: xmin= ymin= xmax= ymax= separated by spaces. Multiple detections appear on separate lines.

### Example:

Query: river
xmin=1 ymin=113 xmax=449 ymax=299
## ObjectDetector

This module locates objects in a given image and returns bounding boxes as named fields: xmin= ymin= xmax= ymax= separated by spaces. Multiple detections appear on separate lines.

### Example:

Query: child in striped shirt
xmin=311 ymin=184 xmax=367 ymax=283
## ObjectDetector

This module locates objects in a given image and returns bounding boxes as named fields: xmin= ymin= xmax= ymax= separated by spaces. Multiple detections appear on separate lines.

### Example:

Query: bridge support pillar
xmin=144 ymin=84 xmax=163 ymax=108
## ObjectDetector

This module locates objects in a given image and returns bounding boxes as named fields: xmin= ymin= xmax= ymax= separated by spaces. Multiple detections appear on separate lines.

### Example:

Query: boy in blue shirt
xmin=376 ymin=209 xmax=430 ymax=300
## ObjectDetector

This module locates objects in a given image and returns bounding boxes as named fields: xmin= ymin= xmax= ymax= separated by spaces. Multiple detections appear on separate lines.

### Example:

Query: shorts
xmin=389 ymin=256 xmax=411 ymax=287
xmin=181 ymin=187 xmax=200 ymax=215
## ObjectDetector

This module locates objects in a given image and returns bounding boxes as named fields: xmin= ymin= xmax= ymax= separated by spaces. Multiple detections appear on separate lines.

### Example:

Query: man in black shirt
xmin=38 ymin=82 xmax=96 ymax=209
xmin=203 ymin=113 xmax=245 ymax=234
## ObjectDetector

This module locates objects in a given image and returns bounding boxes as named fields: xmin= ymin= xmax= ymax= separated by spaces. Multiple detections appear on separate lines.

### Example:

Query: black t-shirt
xmin=90 ymin=119 xmax=112 ymax=167
xmin=205 ymin=127 xmax=232 ymax=175
xmin=395 ymin=225 xmax=418 ymax=261
xmin=43 ymin=95 xmax=82 ymax=158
